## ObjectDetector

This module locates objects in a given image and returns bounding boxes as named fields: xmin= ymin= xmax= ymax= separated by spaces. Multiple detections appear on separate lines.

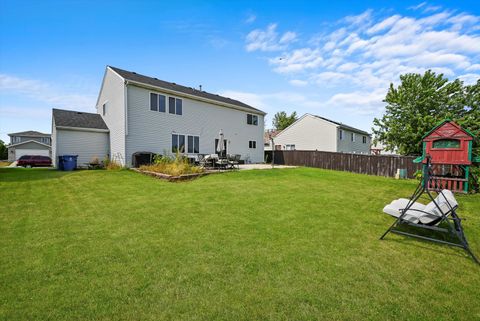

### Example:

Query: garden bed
xmin=131 ymin=168 xmax=210 ymax=182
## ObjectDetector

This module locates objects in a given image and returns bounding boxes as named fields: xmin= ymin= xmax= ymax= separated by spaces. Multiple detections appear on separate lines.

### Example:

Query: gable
xmin=424 ymin=121 xmax=473 ymax=141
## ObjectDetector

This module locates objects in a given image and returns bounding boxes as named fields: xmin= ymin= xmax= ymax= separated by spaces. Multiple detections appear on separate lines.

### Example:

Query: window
xmin=168 ymin=97 xmax=182 ymax=115
xmin=169 ymin=97 xmax=176 ymax=114
xmin=249 ymin=140 xmax=257 ymax=149
xmin=150 ymin=93 xmax=166 ymax=112
xmin=351 ymin=133 xmax=355 ymax=142
xmin=187 ymin=135 xmax=200 ymax=153
xmin=102 ymin=103 xmax=107 ymax=116
xmin=285 ymin=144 xmax=296 ymax=150
xmin=172 ymin=134 xmax=186 ymax=153
xmin=339 ymin=129 xmax=344 ymax=140
xmin=13 ymin=136 xmax=21 ymax=143
xmin=247 ymin=114 xmax=258 ymax=125
xmin=150 ymin=93 xmax=158 ymax=111
xmin=176 ymin=99 xmax=182 ymax=115
xmin=159 ymin=95 xmax=166 ymax=112
xmin=362 ymin=136 xmax=367 ymax=144
xmin=41 ymin=137 xmax=50 ymax=144
xmin=433 ymin=139 xmax=460 ymax=149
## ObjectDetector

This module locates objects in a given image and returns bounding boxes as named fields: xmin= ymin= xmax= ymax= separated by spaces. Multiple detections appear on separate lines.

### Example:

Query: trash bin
xmin=59 ymin=155 xmax=78 ymax=171
xmin=57 ymin=156 xmax=65 ymax=170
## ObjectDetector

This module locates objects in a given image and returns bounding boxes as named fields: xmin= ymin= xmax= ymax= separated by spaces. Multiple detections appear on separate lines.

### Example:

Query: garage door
xmin=16 ymin=149 xmax=50 ymax=159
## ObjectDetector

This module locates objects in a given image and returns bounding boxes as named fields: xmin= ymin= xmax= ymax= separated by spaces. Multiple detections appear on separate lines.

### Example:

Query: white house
xmin=272 ymin=113 xmax=372 ymax=154
xmin=52 ymin=66 xmax=266 ymax=167
xmin=7 ymin=131 xmax=51 ymax=161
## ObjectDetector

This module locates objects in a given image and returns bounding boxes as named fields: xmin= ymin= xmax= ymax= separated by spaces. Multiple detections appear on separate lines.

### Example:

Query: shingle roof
xmin=108 ymin=66 xmax=266 ymax=115
xmin=8 ymin=130 xmax=50 ymax=137
xmin=313 ymin=115 xmax=370 ymax=135
xmin=52 ymin=109 xmax=109 ymax=130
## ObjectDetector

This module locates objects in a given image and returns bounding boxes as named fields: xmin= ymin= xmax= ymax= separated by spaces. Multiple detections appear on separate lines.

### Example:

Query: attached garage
xmin=8 ymin=140 xmax=52 ymax=161
xmin=52 ymin=109 xmax=110 ymax=168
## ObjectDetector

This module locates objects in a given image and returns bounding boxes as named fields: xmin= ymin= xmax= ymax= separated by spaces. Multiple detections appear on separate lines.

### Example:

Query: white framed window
xmin=169 ymin=97 xmax=182 ymax=115
xmin=362 ymin=136 xmax=367 ymax=144
xmin=339 ymin=129 xmax=344 ymax=140
xmin=247 ymin=114 xmax=258 ymax=125
xmin=248 ymin=140 xmax=257 ymax=148
xmin=351 ymin=133 xmax=355 ymax=142
xmin=187 ymin=135 xmax=200 ymax=154
xmin=40 ymin=137 xmax=50 ymax=144
xmin=13 ymin=136 xmax=21 ymax=143
xmin=285 ymin=144 xmax=296 ymax=150
xmin=150 ymin=93 xmax=166 ymax=112
xmin=172 ymin=134 xmax=186 ymax=153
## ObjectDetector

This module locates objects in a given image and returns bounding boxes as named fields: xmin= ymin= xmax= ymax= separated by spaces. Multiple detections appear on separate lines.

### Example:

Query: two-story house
xmin=52 ymin=66 xmax=266 ymax=167
xmin=272 ymin=113 xmax=372 ymax=154
xmin=7 ymin=131 xmax=52 ymax=161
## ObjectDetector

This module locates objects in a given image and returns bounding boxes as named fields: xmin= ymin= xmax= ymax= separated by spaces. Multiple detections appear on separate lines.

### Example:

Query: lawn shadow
xmin=0 ymin=168 xmax=79 ymax=182
xmin=384 ymin=224 xmax=477 ymax=263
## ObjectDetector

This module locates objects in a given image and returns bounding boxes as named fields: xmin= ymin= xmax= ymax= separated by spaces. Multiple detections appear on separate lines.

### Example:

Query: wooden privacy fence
xmin=265 ymin=150 xmax=421 ymax=178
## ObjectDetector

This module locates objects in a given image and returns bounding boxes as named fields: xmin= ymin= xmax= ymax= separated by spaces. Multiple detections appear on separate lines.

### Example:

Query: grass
xmin=0 ymin=167 xmax=479 ymax=321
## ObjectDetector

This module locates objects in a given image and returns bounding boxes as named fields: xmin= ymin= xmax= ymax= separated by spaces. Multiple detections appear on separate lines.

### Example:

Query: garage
xmin=52 ymin=109 xmax=110 ymax=168
xmin=7 ymin=140 xmax=52 ymax=161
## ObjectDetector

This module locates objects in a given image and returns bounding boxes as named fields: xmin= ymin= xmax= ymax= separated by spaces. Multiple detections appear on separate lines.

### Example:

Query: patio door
xmin=214 ymin=139 xmax=227 ymax=157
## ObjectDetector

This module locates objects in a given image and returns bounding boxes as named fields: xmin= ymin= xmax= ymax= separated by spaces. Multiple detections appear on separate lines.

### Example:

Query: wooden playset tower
xmin=414 ymin=120 xmax=477 ymax=193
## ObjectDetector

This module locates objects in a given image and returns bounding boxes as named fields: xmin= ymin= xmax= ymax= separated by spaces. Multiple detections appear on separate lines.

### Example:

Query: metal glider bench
xmin=380 ymin=157 xmax=479 ymax=264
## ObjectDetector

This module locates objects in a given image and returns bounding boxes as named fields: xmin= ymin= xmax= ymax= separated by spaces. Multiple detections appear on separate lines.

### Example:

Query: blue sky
xmin=1 ymin=0 xmax=479 ymax=143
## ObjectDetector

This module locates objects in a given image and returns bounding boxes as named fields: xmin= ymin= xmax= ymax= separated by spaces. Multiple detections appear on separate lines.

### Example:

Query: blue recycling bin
xmin=58 ymin=155 xmax=78 ymax=171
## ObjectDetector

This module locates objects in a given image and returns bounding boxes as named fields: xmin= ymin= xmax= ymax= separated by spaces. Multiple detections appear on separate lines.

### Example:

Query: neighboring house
xmin=272 ymin=113 xmax=372 ymax=154
xmin=52 ymin=109 xmax=110 ymax=167
xmin=52 ymin=66 xmax=266 ymax=167
xmin=264 ymin=129 xmax=281 ymax=151
xmin=371 ymin=142 xmax=399 ymax=155
xmin=7 ymin=131 xmax=51 ymax=161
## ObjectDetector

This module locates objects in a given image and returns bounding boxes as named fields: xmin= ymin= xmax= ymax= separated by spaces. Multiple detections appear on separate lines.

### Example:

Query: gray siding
xmin=8 ymin=142 xmax=51 ymax=161
xmin=273 ymin=114 xmax=337 ymax=151
xmin=55 ymin=129 xmax=109 ymax=167
xmin=337 ymin=129 xmax=371 ymax=154
xmin=96 ymin=68 xmax=126 ymax=165
xmin=125 ymin=85 xmax=264 ymax=166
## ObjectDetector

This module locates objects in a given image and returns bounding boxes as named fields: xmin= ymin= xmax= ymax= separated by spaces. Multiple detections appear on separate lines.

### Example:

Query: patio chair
xmin=227 ymin=154 xmax=241 ymax=169
xmin=380 ymin=156 xmax=478 ymax=264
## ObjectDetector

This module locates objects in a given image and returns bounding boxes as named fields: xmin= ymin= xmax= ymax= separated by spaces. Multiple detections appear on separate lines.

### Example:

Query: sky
xmin=1 ymin=0 xmax=479 ymax=143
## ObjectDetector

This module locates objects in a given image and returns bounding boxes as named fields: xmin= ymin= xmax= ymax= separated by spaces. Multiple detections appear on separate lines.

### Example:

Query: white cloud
xmin=367 ymin=15 xmax=402 ymax=34
xmin=245 ymin=13 xmax=256 ymax=24
xmin=245 ymin=24 xmax=297 ymax=52
xmin=408 ymin=2 xmax=427 ymax=11
xmin=289 ymin=79 xmax=308 ymax=86
xmin=244 ymin=5 xmax=480 ymax=119
xmin=270 ymin=48 xmax=323 ymax=73
xmin=0 ymin=74 xmax=96 ymax=110
xmin=458 ymin=73 xmax=480 ymax=85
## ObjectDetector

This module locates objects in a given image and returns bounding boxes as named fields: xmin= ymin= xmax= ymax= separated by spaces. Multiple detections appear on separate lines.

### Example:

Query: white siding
xmin=51 ymin=118 xmax=57 ymax=165
xmin=55 ymin=129 xmax=109 ymax=167
xmin=96 ymin=68 xmax=126 ymax=165
xmin=125 ymin=85 xmax=264 ymax=166
xmin=337 ymin=129 xmax=371 ymax=154
xmin=274 ymin=114 xmax=337 ymax=152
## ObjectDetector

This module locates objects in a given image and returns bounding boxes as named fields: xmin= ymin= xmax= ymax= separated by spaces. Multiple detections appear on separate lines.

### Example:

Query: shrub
xmin=139 ymin=152 xmax=203 ymax=176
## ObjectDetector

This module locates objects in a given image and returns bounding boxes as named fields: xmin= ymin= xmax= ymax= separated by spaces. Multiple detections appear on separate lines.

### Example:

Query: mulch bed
xmin=131 ymin=168 xmax=234 ymax=182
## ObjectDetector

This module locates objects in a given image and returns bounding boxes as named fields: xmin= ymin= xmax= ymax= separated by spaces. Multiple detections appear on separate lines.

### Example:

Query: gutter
xmin=55 ymin=126 xmax=110 ymax=133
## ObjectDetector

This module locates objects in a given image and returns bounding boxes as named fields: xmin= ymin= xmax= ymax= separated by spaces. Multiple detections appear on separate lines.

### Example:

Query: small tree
xmin=272 ymin=111 xmax=298 ymax=131
xmin=0 ymin=140 xmax=7 ymax=160
xmin=372 ymin=71 xmax=479 ymax=155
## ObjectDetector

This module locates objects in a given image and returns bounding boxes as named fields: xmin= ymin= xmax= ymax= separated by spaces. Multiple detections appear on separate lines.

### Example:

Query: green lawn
xmin=1 ymin=168 xmax=479 ymax=321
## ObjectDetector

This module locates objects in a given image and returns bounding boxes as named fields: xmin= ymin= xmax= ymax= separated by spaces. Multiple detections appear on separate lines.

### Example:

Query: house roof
xmin=264 ymin=130 xmax=281 ymax=143
xmin=312 ymin=115 xmax=370 ymax=135
xmin=8 ymin=130 xmax=50 ymax=137
xmin=8 ymin=140 xmax=51 ymax=149
xmin=108 ymin=66 xmax=266 ymax=115
xmin=52 ymin=109 xmax=109 ymax=130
